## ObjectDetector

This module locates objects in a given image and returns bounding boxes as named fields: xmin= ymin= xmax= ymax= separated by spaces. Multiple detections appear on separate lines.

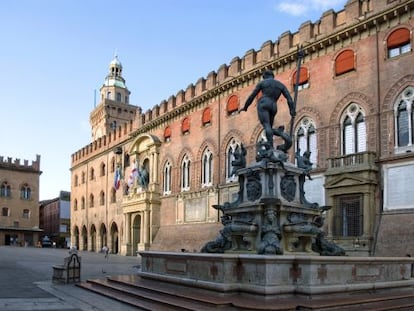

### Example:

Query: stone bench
xmin=52 ymin=253 xmax=81 ymax=284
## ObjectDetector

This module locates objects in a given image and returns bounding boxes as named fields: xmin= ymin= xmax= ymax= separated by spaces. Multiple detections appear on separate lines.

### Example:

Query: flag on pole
xmin=128 ymin=161 xmax=138 ymax=187
xmin=114 ymin=166 xmax=121 ymax=190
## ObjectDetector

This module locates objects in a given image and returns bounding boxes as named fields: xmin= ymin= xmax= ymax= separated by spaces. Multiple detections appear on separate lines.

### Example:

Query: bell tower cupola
xmin=89 ymin=54 xmax=137 ymax=141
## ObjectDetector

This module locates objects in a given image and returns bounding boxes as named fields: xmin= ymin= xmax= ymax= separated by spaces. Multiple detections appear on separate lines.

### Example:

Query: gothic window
xmin=22 ymin=209 xmax=30 ymax=219
xmin=293 ymin=67 xmax=309 ymax=90
xmin=333 ymin=194 xmax=363 ymax=237
xmin=181 ymin=155 xmax=191 ymax=191
xmin=226 ymin=139 xmax=241 ymax=182
xmin=100 ymin=163 xmax=106 ymax=176
xmin=20 ymin=184 xmax=31 ymax=200
xmin=295 ymin=117 xmax=317 ymax=166
xmin=202 ymin=107 xmax=212 ymax=126
xmin=1 ymin=182 xmax=11 ymax=197
xmin=81 ymin=196 xmax=85 ymax=209
xmin=387 ymin=28 xmax=411 ymax=58
xmin=89 ymin=194 xmax=94 ymax=208
xmin=163 ymin=161 xmax=172 ymax=195
xmin=394 ymin=86 xmax=414 ymax=152
xmin=73 ymin=199 xmax=78 ymax=211
xmin=227 ymin=95 xmax=239 ymax=115
xmin=202 ymin=148 xmax=213 ymax=187
xmin=2 ymin=207 xmax=9 ymax=216
xmin=110 ymin=188 xmax=116 ymax=203
xmin=181 ymin=117 xmax=190 ymax=135
xmin=341 ymin=104 xmax=366 ymax=155
xmin=335 ymin=50 xmax=355 ymax=76
xmin=110 ymin=157 xmax=115 ymax=173
xmin=100 ymin=191 xmax=105 ymax=206
xmin=164 ymin=126 xmax=172 ymax=142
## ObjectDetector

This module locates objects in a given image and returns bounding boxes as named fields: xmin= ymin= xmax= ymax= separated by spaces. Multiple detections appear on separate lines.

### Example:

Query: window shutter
xmin=202 ymin=107 xmax=211 ymax=125
xmin=309 ymin=132 xmax=317 ymax=166
xmin=335 ymin=50 xmax=355 ymax=75
xmin=344 ymin=123 xmax=355 ymax=154
xmin=387 ymin=28 xmax=410 ymax=49
xmin=357 ymin=120 xmax=366 ymax=152
xmin=164 ymin=126 xmax=171 ymax=139
xmin=293 ymin=67 xmax=308 ymax=86
xmin=227 ymin=95 xmax=239 ymax=114
xmin=182 ymin=118 xmax=190 ymax=133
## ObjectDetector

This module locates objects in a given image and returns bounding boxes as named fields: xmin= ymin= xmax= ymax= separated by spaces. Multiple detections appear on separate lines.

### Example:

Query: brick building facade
xmin=0 ymin=155 xmax=42 ymax=246
xmin=71 ymin=0 xmax=414 ymax=256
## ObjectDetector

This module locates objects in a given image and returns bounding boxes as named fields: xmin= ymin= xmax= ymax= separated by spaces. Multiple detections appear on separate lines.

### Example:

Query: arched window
xmin=110 ymin=157 xmax=115 ymax=173
xmin=226 ymin=139 xmax=241 ymax=182
xmin=100 ymin=163 xmax=106 ymax=176
xmin=293 ymin=67 xmax=309 ymax=90
xmin=227 ymin=95 xmax=239 ymax=115
xmin=295 ymin=117 xmax=317 ymax=166
xmin=335 ymin=50 xmax=355 ymax=76
xmin=2 ymin=207 xmax=9 ymax=216
xmin=81 ymin=196 xmax=85 ymax=209
xmin=100 ymin=191 xmax=105 ymax=205
xmin=163 ymin=161 xmax=172 ymax=195
xmin=181 ymin=117 xmax=190 ymax=134
xmin=0 ymin=182 xmax=11 ymax=197
xmin=202 ymin=148 xmax=213 ymax=187
xmin=90 ymin=167 xmax=95 ymax=181
xmin=116 ymin=92 xmax=122 ymax=102
xmin=74 ymin=175 xmax=79 ymax=186
xmin=202 ymin=107 xmax=212 ymax=126
xmin=22 ymin=209 xmax=30 ymax=219
xmin=89 ymin=194 xmax=94 ymax=208
xmin=181 ymin=155 xmax=191 ymax=191
xmin=81 ymin=172 xmax=86 ymax=184
xmin=73 ymin=199 xmax=78 ymax=211
xmin=394 ymin=86 xmax=414 ymax=152
xmin=164 ymin=126 xmax=172 ymax=142
xmin=341 ymin=104 xmax=366 ymax=155
xmin=110 ymin=188 xmax=116 ymax=203
xmin=20 ymin=184 xmax=31 ymax=200
xmin=387 ymin=28 xmax=411 ymax=58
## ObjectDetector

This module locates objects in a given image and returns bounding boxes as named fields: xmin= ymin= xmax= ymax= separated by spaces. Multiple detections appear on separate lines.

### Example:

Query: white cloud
xmin=275 ymin=0 xmax=346 ymax=17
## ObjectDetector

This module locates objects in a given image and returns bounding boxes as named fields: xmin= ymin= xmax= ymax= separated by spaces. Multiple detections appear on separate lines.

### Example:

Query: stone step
xmin=77 ymin=274 xmax=414 ymax=311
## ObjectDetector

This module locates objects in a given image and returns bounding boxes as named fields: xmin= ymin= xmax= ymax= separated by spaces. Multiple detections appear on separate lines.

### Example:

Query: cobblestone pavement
xmin=0 ymin=246 xmax=141 ymax=310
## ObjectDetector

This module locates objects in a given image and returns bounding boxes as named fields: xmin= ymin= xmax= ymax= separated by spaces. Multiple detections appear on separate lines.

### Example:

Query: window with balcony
xmin=341 ymin=104 xmax=366 ymax=155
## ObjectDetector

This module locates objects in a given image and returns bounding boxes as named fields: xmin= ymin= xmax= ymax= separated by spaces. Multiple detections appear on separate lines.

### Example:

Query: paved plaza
xmin=0 ymin=246 xmax=141 ymax=310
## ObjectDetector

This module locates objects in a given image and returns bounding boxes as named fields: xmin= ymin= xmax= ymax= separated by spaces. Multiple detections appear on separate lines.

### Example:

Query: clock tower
xmin=90 ymin=55 xmax=137 ymax=141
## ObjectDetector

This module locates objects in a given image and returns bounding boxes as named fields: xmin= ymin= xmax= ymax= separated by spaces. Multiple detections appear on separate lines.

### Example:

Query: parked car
xmin=41 ymin=236 xmax=52 ymax=248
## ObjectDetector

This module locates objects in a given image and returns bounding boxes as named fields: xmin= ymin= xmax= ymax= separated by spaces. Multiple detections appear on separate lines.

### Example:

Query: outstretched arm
xmin=240 ymin=84 xmax=261 ymax=112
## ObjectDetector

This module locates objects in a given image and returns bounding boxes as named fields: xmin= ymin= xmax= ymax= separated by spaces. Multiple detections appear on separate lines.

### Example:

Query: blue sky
xmin=1 ymin=0 xmax=347 ymax=200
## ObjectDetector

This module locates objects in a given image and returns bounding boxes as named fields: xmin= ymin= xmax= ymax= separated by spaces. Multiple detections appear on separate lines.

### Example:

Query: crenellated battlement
xmin=0 ymin=154 xmax=41 ymax=172
xmin=71 ymin=0 xmax=409 ymax=165
xmin=71 ymin=120 xmax=135 ymax=166
xmin=131 ymin=0 xmax=402 ymax=131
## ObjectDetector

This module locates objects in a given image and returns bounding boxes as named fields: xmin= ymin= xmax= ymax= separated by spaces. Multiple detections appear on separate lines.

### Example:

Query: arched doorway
xmin=100 ymin=224 xmax=107 ymax=250
xmin=132 ymin=214 xmax=141 ymax=254
xmin=81 ymin=225 xmax=88 ymax=251
xmin=110 ymin=222 xmax=119 ymax=254
xmin=90 ymin=224 xmax=97 ymax=252
xmin=73 ymin=226 xmax=80 ymax=249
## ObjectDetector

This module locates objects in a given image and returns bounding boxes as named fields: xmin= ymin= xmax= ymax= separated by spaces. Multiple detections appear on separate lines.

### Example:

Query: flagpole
xmin=289 ymin=45 xmax=304 ymax=136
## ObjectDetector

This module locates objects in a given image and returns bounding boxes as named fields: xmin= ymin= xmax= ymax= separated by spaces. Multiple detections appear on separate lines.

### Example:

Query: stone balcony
xmin=326 ymin=151 xmax=378 ymax=176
